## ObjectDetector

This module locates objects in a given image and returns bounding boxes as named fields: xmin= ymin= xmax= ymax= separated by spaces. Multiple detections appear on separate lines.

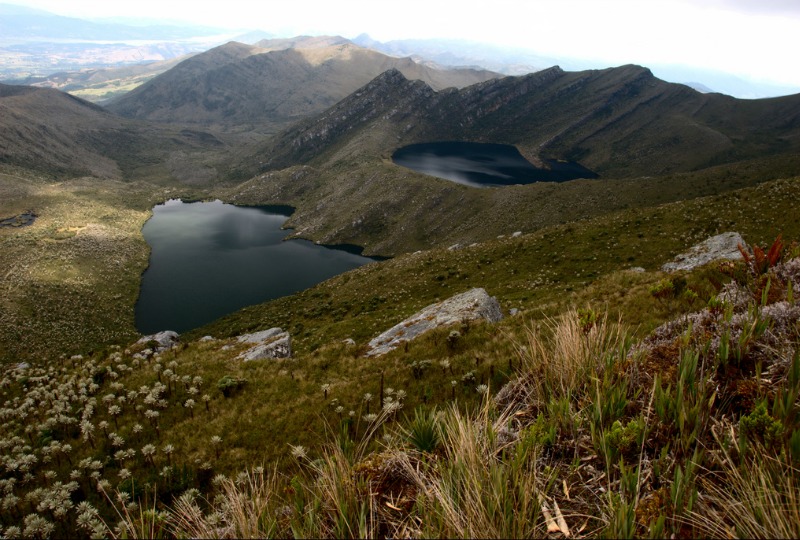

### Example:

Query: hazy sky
xmin=8 ymin=0 xmax=800 ymax=87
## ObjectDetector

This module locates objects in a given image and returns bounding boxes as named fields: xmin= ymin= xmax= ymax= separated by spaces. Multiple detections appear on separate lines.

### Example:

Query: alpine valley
xmin=1 ymin=6 xmax=800 ymax=539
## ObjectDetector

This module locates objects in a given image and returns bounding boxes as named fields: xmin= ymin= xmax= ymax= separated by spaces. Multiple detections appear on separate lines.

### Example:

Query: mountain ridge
xmin=106 ymin=39 xmax=501 ymax=133
xmin=0 ymin=82 xmax=228 ymax=181
xmin=256 ymin=65 xmax=800 ymax=179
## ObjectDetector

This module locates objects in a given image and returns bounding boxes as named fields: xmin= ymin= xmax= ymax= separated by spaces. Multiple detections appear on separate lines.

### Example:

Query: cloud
xmin=7 ymin=0 xmax=800 ymax=88
xmin=714 ymin=0 xmax=800 ymax=17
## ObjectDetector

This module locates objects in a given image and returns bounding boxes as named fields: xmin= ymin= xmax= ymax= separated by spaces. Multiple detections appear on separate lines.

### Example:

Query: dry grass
xmin=692 ymin=448 xmax=800 ymax=539
xmin=518 ymin=310 xmax=627 ymax=404
xmin=169 ymin=467 xmax=284 ymax=539
xmin=401 ymin=400 xmax=552 ymax=539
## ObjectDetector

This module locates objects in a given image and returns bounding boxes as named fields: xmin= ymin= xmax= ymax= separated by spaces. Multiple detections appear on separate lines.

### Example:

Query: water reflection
xmin=135 ymin=200 xmax=373 ymax=334
xmin=392 ymin=142 xmax=598 ymax=187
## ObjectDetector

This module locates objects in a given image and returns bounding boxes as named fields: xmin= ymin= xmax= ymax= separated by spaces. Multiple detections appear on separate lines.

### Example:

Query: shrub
xmin=738 ymin=234 xmax=784 ymax=277
xmin=740 ymin=401 xmax=784 ymax=449
xmin=604 ymin=417 xmax=645 ymax=459
xmin=577 ymin=307 xmax=598 ymax=334
xmin=410 ymin=359 xmax=432 ymax=380
xmin=404 ymin=407 xmax=441 ymax=453
xmin=521 ymin=414 xmax=557 ymax=449
xmin=446 ymin=330 xmax=461 ymax=351
xmin=217 ymin=376 xmax=247 ymax=398
xmin=649 ymin=279 xmax=675 ymax=300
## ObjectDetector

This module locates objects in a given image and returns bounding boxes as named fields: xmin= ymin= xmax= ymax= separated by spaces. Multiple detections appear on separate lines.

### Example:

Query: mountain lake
xmin=391 ymin=141 xmax=598 ymax=187
xmin=135 ymin=199 xmax=373 ymax=334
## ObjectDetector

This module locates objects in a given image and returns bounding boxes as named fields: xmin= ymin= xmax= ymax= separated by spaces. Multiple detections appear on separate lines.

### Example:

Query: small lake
xmin=135 ymin=200 xmax=373 ymax=334
xmin=392 ymin=141 xmax=598 ymax=187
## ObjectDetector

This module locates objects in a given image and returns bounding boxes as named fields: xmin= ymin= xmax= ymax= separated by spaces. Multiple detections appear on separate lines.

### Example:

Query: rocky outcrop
xmin=632 ymin=258 xmax=800 ymax=378
xmin=237 ymin=328 xmax=292 ymax=361
xmin=366 ymin=288 xmax=503 ymax=357
xmin=662 ymin=232 xmax=746 ymax=272
xmin=136 ymin=331 xmax=179 ymax=353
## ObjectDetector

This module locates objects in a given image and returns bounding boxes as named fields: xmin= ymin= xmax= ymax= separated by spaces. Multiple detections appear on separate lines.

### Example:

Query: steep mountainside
xmin=0 ymin=83 xmax=227 ymax=181
xmin=261 ymin=66 xmax=800 ymax=179
xmin=215 ymin=67 xmax=800 ymax=256
xmin=106 ymin=39 xmax=500 ymax=133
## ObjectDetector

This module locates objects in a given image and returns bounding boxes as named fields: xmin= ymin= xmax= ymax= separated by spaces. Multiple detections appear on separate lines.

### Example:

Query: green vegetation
xmin=2 ymin=163 xmax=800 ymax=536
xmin=221 ymin=154 xmax=800 ymax=257
xmin=216 ymin=375 xmax=247 ymax=398
xmin=2 ymin=246 xmax=797 ymax=537
xmin=198 ymin=174 xmax=800 ymax=354
xmin=0 ymin=170 xmax=213 ymax=361
xmin=5 ymin=39 xmax=800 ymax=537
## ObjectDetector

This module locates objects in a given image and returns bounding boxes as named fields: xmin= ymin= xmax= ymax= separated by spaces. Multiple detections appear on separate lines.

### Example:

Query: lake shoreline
xmin=392 ymin=141 xmax=598 ymax=187
xmin=135 ymin=199 xmax=374 ymax=335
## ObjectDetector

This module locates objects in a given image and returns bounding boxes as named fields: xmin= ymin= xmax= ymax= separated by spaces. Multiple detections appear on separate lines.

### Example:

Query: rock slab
xmin=237 ymin=328 xmax=292 ymax=361
xmin=366 ymin=288 xmax=502 ymax=357
xmin=662 ymin=232 xmax=746 ymax=273
xmin=136 ymin=331 xmax=179 ymax=352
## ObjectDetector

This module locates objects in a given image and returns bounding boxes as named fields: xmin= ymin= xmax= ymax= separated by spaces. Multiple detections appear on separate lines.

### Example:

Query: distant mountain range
xmin=0 ymin=3 xmax=223 ymax=41
xmin=2 ymin=4 xmax=798 ymax=100
xmin=6 ymin=55 xmax=192 ymax=104
xmin=4 ymin=45 xmax=799 ymax=185
xmin=0 ymin=3 xmax=230 ymax=82
xmin=106 ymin=38 xmax=500 ymax=133
xmin=351 ymin=34 xmax=800 ymax=100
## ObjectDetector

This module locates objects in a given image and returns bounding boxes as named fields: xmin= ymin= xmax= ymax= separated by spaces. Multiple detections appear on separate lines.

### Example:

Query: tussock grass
xmin=170 ymin=467 xmax=284 ymax=539
xmin=402 ymin=401 xmax=552 ymax=539
xmin=692 ymin=451 xmax=800 ymax=539
xmin=518 ymin=310 xmax=627 ymax=404
xmin=63 ymin=253 xmax=800 ymax=538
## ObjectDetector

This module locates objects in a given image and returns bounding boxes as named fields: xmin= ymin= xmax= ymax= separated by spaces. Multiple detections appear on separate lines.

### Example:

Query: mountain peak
xmin=255 ymin=35 xmax=352 ymax=51
xmin=376 ymin=67 xmax=410 ymax=83
xmin=106 ymin=39 xmax=498 ymax=132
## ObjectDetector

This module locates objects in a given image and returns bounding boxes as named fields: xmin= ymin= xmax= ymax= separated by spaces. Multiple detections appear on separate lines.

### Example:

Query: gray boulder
xmin=366 ymin=288 xmax=502 ymax=357
xmin=662 ymin=232 xmax=746 ymax=273
xmin=237 ymin=328 xmax=292 ymax=361
xmin=136 ymin=331 xmax=179 ymax=352
xmin=237 ymin=328 xmax=285 ymax=345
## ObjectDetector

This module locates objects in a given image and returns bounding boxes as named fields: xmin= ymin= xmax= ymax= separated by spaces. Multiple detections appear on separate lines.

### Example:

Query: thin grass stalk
xmin=518 ymin=310 xmax=626 ymax=405
xmin=691 ymin=445 xmax=800 ymax=538
xmin=222 ymin=467 xmax=281 ymax=538
xmin=166 ymin=494 xmax=211 ymax=538
xmin=99 ymin=484 xmax=166 ymax=539
xmin=402 ymin=401 xmax=549 ymax=538
xmin=292 ymin=407 xmax=394 ymax=538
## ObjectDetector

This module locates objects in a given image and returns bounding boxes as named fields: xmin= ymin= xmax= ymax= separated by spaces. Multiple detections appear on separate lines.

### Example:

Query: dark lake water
xmin=392 ymin=142 xmax=598 ymax=187
xmin=135 ymin=200 xmax=373 ymax=334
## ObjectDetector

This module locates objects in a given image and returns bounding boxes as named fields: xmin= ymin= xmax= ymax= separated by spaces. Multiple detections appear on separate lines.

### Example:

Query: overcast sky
xmin=8 ymin=0 xmax=800 ymax=88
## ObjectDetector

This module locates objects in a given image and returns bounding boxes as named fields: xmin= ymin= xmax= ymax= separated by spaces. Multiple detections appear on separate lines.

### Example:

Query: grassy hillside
xmin=0 ymin=167 xmax=208 ymax=362
xmin=3 ymin=153 xmax=799 ymax=364
xmin=222 ymin=153 xmax=800 ymax=257
xmin=201 ymin=175 xmax=800 ymax=351
xmin=0 ymin=84 xmax=231 ymax=183
xmin=2 ymin=50 xmax=800 ymax=537
xmin=1 ymin=173 xmax=798 ymax=537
